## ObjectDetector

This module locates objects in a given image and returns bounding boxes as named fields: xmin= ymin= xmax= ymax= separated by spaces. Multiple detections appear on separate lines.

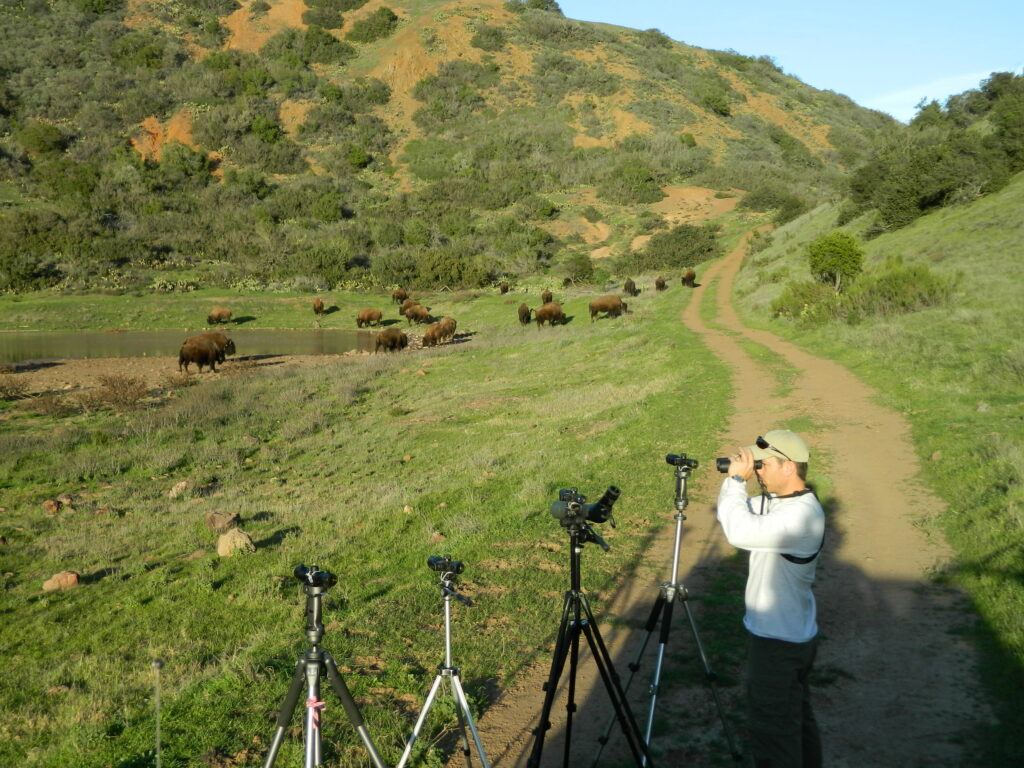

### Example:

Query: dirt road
xmin=455 ymin=232 xmax=992 ymax=767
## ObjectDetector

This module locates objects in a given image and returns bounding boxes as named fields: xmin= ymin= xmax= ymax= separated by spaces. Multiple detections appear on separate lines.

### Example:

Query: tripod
xmin=263 ymin=565 xmax=387 ymax=768
xmin=591 ymin=456 xmax=741 ymax=766
xmin=527 ymin=520 xmax=654 ymax=768
xmin=397 ymin=559 xmax=489 ymax=768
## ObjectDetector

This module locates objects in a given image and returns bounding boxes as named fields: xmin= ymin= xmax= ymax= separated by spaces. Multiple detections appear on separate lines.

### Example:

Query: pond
xmin=0 ymin=328 xmax=377 ymax=364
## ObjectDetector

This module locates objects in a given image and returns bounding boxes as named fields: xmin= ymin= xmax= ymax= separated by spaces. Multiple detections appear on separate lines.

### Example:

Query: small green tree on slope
xmin=807 ymin=231 xmax=864 ymax=292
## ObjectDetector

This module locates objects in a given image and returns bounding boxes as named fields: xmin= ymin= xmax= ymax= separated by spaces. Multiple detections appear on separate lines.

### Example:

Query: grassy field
xmin=734 ymin=171 xmax=1024 ymax=763
xmin=0 ymin=281 xmax=737 ymax=766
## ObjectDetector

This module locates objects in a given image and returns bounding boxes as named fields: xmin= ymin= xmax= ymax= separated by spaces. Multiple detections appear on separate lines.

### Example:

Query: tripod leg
xmin=451 ymin=677 xmax=474 ymax=767
xmin=579 ymin=597 xmax=654 ymax=768
xmin=303 ymin=658 xmax=323 ymax=768
xmin=679 ymin=598 xmax=742 ymax=761
xmin=451 ymin=674 xmax=491 ymax=768
xmin=397 ymin=675 xmax=445 ymax=768
xmin=640 ymin=595 xmax=676 ymax=764
xmin=527 ymin=593 xmax=575 ymax=768
xmin=591 ymin=593 xmax=667 ymax=768
xmin=264 ymin=660 xmax=306 ymax=768
xmin=323 ymin=653 xmax=388 ymax=768
xmin=561 ymin=620 xmax=582 ymax=768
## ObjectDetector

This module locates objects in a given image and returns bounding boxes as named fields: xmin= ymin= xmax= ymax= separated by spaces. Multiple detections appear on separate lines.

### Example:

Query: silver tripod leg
xmin=397 ymin=675 xmax=445 ymax=768
xmin=451 ymin=673 xmax=489 ymax=767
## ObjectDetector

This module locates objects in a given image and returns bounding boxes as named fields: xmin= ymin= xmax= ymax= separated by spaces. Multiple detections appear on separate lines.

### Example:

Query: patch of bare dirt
xmin=130 ymin=109 xmax=200 ymax=162
xmin=223 ymin=0 xmax=309 ymax=53
xmin=454 ymin=232 xmax=992 ymax=766
xmin=545 ymin=217 xmax=610 ymax=245
xmin=278 ymin=99 xmax=315 ymax=138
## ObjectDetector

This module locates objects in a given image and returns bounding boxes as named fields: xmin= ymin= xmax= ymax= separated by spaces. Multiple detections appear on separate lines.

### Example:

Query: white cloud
xmin=863 ymin=66 xmax=1024 ymax=122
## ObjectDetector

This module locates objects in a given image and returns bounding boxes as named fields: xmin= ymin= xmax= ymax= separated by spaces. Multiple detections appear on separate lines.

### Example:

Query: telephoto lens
xmin=715 ymin=457 xmax=763 ymax=473
xmin=293 ymin=564 xmax=338 ymax=588
xmin=666 ymin=454 xmax=698 ymax=468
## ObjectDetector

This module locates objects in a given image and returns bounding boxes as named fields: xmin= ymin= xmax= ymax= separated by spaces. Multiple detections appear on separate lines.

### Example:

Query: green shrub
xmin=346 ymin=7 xmax=399 ymax=44
xmin=622 ymin=222 xmax=720 ymax=272
xmin=700 ymin=89 xmax=732 ymax=117
xmin=597 ymin=158 xmax=664 ymax=205
xmin=840 ymin=258 xmax=957 ymax=322
xmin=304 ymin=25 xmax=357 ymax=63
xmin=412 ymin=60 xmax=499 ymax=132
xmin=635 ymin=28 xmax=673 ymax=48
xmin=518 ymin=9 xmax=595 ymax=47
xmin=739 ymin=184 xmax=808 ymax=224
xmin=679 ymin=132 xmax=697 ymax=148
xmin=505 ymin=0 xmax=563 ymax=14
xmin=14 ymin=120 xmax=67 ymax=155
xmin=250 ymin=0 xmax=270 ymax=17
xmin=112 ymin=30 xmax=169 ymax=70
xmin=807 ymin=230 xmax=864 ymax=291
xmin=770 ymin=279 xmax=840 ymax=326
xmin=581 ymin=205 xmax=602 ymax=223
xmin=560 ymin=251 xmax=594 ymax=283
xmin=515 ymin=194 xmax=558 ymax=220
xmin=471 ymin=24 xmax=507 ymax=51
xmin=302 ymin=7 xmax=342 ymax=27
xmin=321 ymin=78 xmax=390 ymax=111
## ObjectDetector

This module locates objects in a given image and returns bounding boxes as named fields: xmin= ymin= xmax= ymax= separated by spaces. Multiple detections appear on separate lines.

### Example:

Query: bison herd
xmin=180 ymin=270 xmax=696 ymax=371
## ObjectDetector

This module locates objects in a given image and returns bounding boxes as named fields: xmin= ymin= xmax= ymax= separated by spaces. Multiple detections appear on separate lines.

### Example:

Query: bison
xmin=313 ymin=297 xmax=325 ymax=315
xmin=589 ymin=294 xmax=628 ymax=321
xmin=682 ymin=269 xmax=696 ymax=287
xmin=541 ymin=289 xmax=553 ymax=305
xmin=499 ymin=281 xmax=510 ymax=294
xmin=623 ymin=278 xmax=640 ymax=297
xmin=197 ymin=331 xmax=236 ymax=363
xmin=436 ymin=316 xmax=457 ymax=341
xmin=655 ymin=277 xmax=667 ymax=291
xmin=179 ymin=336 xmax=222 ymax=373
xmin=405 ymin=305 xmax=433 ymax=325
xmin=375 ymin=327 xmax=408 ymax=353
xmin=422 ymin=323 xmax=443 ymax=347
xmin=518 ymin=303 xmax=533 ymax=325
xmin=392 ymin=288 xmax=409 ymax=304
xmin=206 ymin=306 xmax=232 ymax=325
xmin=535 ymin=302 xmax=565 ymax=327
xmin=356 ymin=308 xmax=383 ymax=328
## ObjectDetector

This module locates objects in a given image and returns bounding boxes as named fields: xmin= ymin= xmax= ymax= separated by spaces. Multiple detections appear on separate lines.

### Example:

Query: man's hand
xmin=729 ymin=447 xmax=756 ymax=481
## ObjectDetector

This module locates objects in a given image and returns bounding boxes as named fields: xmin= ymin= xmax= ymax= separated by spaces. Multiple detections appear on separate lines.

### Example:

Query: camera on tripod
xmin=666 ymin=454 xmax=698 ymax=469
xmin=294 ymin=563 xmax=337 ymax=588
xmin=549 ymin=485 xmax=620 ymax=525
xmin=427 ymin=554 xmax=464 ymax=575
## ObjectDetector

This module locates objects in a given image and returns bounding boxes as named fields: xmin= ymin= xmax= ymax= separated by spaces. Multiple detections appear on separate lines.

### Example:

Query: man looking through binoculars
xmin=716 ymin=430 xmax=825 ymax=768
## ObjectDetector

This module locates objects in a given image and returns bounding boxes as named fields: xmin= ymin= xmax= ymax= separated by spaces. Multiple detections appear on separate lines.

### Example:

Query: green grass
xmin=0 ymin=283 xmax=735 ymax=766
xmin=733 ymin=171 xmax=1024 ymax=764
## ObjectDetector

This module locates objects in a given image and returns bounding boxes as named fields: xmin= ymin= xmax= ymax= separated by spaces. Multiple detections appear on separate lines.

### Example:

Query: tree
xmin=806 ymin=231 xmax=863 ymax=292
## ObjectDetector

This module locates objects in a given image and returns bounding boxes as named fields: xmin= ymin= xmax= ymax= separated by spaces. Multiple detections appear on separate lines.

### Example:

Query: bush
xmin=250 ymin=0 xmax=270 ymax=16
xmin=304 ymin=25 xmax=357 ymax=63
xmin=597 ymin=158 xmax=664 ymax=205
xmin=840 ymin=258 xmax=956 ymax=322
xmin=515 ymin=194 xmax=558 ymax=220
xmin=770 ymin=280 xmax=840 ymax=326
xmin=0 ymin=374 xmax=30 ymax=401
xmin=505 ymin=0 xmax=563 ymax=14
xmin=14 ymin=120 xmax=67 ymax=155
xmin=346 ymin=7 xmax=399 ymax=44
xmin=302 ymin=7 xmax=342 ymax=27
xmin=560 ymin=251 xmax=594 ymax=283
xmin=807 ymin=231 xmax=864 ymax=291
xmin=471 ymin=24 xmax=506 ymax=51
xmin=581 ymin=205 xmax=601 ymax=223
xmin=622 ymin=222 xmax=720 ymax=272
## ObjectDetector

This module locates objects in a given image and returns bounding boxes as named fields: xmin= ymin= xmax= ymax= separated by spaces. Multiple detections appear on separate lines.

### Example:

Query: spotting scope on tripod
xmin=528 ymin=485 xmax=654 ymax=768
xmin=263 ymin=564 xmax=387 ymax=768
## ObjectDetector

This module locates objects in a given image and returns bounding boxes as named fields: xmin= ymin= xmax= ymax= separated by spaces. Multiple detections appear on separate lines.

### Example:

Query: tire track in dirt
xmin=455 ymin=231 xmax=993 ymax=767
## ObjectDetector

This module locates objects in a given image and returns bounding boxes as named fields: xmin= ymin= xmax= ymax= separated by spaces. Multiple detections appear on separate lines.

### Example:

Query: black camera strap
xmin=758 ymin=488 xmax=825 ymax=564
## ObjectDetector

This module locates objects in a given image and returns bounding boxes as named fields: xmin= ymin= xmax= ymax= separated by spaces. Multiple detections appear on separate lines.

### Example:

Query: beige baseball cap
xmin=748 ymin=430 xmax=809 ymax=463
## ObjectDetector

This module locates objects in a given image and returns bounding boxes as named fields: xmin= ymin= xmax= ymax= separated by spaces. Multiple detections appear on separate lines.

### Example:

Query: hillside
xmin=0 ymin=0 xmax=892 ymax=293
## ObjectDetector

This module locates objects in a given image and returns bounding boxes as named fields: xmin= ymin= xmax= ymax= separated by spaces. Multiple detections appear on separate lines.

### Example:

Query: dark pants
xmin=747 ymin=633 xmax=822 ymax=768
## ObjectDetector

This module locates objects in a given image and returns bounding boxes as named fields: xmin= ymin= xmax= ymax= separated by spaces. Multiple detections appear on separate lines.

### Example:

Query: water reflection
xmin=0 ymin=329 xmax=377 ymax=364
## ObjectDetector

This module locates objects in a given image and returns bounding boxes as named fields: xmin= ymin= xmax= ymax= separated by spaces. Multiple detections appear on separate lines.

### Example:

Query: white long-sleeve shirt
xmin=717 ymin=477 xmax=825 ymax=643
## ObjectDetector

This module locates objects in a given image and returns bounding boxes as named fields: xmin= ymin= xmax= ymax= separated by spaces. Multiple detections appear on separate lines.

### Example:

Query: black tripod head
xmin=666 ymin=453 xmax=698 ymax=513
xmin=293 ymin=564 xmax=337 ymax=645
xmin=427 ymin=555 xmax=473 ymax=606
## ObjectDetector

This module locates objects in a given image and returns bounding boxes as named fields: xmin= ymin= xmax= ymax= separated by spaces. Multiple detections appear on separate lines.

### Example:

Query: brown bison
xmin=356 ymin=308 xmax=383 ymax=328
xmin=541 ymin=289 xmax=553 ymax=305
xmin=518 ymin=303 xmax=533 ymax=325
xmin=499 ymin=281 xmax=510 ymax=294
xmin=589 ymin=294 xmax=628 ymax=321
xmin=655 ymin=277 xmax=667 ymax=291
xmin=400 ymin=298 xmax=431 ymax=317
xmin=422 ymin=323 xmax=443 ymax=347
xmin=392 ymin=288 xmax=409 ymax=304
xmin=436 ymin=316 xmax=457 ymax=341
xmin=682 ymin=269 xmax=696 ymax=287
xmin=623 ymin=278 xmax=640 ymax=297
xmin=375 ymin=327 xmax=408 ymax=353
xmin=535 ymin=302 xmax=565 ymax=327
xmin=313 ymin=297 xmax=325 ymax=315
xmin=197 ymin=331 xmax=236 ymax=363
xmin=179 ymin=336 xmax=222 ymax=373
xmin=405 ymin=305 xmax=433 ymax=325
xmin=206 ymin=306 xmax=232 ymax=325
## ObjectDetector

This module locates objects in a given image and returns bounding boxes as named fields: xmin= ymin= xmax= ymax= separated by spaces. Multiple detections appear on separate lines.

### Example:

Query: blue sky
xmin=556 ymin=1 xmax=1024 ymax=122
